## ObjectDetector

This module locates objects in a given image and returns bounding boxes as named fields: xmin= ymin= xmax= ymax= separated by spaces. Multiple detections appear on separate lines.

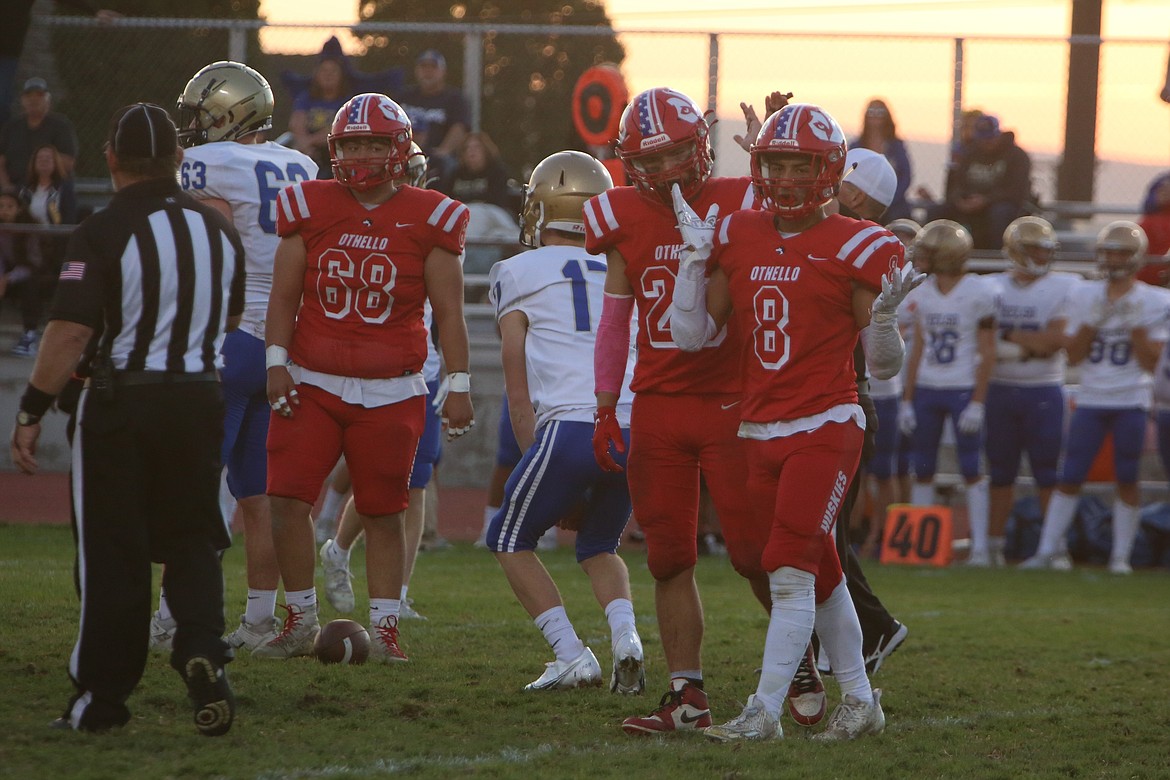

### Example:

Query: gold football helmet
xmin=1095 ymin=220 xmax=1147 ymax=280
xmin=885 ymin=218 xmax=922 ymax=247
xmin=396 ymin=142 xmax=428 ymax=188
xmin=1003 ymin=216 xmax=1057 ymax=277
xmin=912 ymin=219 xmax=972 ymax=275
xmin=519 ymin=151 xmax=613 ymax=248
xmin=177 ymin=61 xmax=274 ymax=147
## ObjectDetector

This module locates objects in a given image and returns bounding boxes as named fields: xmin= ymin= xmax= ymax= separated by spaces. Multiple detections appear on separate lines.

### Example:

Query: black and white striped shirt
xmin=50 ymin=178 xmax=245 ymax=373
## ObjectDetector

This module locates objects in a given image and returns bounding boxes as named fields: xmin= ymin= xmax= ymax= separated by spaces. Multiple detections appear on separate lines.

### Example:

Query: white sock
xmin=318 ymin=486 xmax=346 ymax=527
xmin=755 ymin=567 xmax=816 ymax=717
xmin=1036 ymin=491 xmax=1079 ymax=558
xmin=1110 ymin=501 xmax=1141 ymax=566
xmin=534 ymin=605 xmax=584 ymax=663
xmin=219 ymin=471 xmax=237 ymax=531
xmin=400 ymin=585 xmax=410 ymax=602
xmin=604 ymin=598 xmax=636 ymax=650
xmin=670 ymin=672 xmax=702 ymax=687
xmin=325 ymin=539 xmax=351 ymax=561
xmin=244 ymin=588 xmax=277 ymax=625
xmin=286 ymin=588 xmax=317 ymax=613
xmin=911 ymin=481 xmax=935 ymax=506
xmin=966 ymin=478 xmax=990 ymax=555
xmin=370 ymin=598 xmax=402 ymax=626
xmin=813 ymin=580 xmax=873 ymax=704
xmin=156 ymin=590 xmax=172 ymax=622
xmin=989 ymin=536 xmax=1006 ymax=557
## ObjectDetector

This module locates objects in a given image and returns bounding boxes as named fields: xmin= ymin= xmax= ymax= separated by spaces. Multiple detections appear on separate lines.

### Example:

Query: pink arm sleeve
xmin=594 ymin=292 xmax=635 ymax=396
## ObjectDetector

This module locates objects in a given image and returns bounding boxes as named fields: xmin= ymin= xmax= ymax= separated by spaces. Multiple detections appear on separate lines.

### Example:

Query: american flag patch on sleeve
xmin=58 ymin=262 xmax=85 ymax=281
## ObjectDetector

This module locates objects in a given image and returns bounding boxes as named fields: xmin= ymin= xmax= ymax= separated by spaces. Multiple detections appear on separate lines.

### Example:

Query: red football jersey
xmin=276 ymin=181 xmax=468 ymax=379
xmin=584 ymin=178 xmax=756 ymax=394
xmin=711 ymin=212 xmax=903 ymax=423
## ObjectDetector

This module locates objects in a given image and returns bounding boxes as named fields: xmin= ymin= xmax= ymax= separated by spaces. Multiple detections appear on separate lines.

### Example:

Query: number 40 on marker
xmin=879 ymin=505 xmax=954 ymax=567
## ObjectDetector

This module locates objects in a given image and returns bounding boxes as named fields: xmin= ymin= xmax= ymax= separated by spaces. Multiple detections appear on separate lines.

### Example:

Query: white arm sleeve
xmin=862 ymin=310 xmax=905 ymax=380
xmin=668 ymin=253 xmax=717 ymax=351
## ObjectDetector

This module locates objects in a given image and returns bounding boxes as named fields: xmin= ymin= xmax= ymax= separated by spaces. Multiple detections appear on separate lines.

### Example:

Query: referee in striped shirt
xmin=10 ymin=103 xmax=245 ymax=735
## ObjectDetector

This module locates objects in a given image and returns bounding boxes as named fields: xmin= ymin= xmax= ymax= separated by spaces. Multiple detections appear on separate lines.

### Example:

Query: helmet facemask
xmin=330 ymin=135 xmax=408 ymax=191
xmin=750 ymin=150 xmax=840 ymax=220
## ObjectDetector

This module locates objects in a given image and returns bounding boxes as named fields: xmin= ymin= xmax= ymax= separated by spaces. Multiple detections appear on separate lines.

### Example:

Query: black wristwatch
xmin=16 ymin=410 xmax=42 ymax=426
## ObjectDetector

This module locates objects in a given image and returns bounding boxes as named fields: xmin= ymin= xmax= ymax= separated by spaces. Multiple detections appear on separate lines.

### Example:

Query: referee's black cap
xmin=108 ymin=103 xmax=178 ymax=159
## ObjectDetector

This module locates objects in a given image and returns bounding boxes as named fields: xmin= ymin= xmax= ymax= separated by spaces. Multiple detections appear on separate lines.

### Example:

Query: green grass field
xmin=2 ymin=523 xmax=1168 ymax=780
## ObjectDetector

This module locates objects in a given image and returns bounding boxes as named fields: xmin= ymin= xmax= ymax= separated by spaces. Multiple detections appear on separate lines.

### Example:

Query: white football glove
xmin=872 ymin=262 xmax=928 ymax=321
xmin=897 ymin=402 xmax=917 ymax=436
xmin=957 ymin=401 xmax=985 ymax=435
xmin=671 ymin=182 xmax=719 ymax=267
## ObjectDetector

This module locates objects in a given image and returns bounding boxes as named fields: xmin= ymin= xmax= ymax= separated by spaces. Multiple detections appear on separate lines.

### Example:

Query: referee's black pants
xmin=64 ymin=382 xmax=232 ymax=730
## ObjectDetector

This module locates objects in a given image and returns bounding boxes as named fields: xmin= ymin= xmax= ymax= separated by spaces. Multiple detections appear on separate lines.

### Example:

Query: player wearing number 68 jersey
xmin=259 ymin=93 xmax=473 ymax=663
xmin=899 ymin=220 xmax=997 ymax=565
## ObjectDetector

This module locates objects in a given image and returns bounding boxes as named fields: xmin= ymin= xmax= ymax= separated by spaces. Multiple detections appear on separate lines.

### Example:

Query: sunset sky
xmin=257 ymin=1 xmax=1170 ymax=202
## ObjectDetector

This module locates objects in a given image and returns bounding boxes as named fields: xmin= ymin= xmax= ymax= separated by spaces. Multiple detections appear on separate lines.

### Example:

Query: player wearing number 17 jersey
xmin=584 ymin=87 xmax=761 ymax=735
xmin=670 ymin=103 xmax=917 ymax=742
xmin=259 ymin=93 xmax=473 ymax=662
xmin=171 ymin=61 xmax=318 ymax=654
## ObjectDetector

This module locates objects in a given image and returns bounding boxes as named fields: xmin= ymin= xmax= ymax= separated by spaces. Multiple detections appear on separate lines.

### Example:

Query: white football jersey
xmin=1065 ymin=280 xmax=1170 ymax=409
xmin=1154 ymin=335 xmax=1170 ymax=410
xmin=180 ymin=141 xmax=318 ymax=337
xmin=906 ymin=273 xmax=998 ymax=389
xmin=989 ymin=271 xmax=1078 ymax=385
xmin=489 ymin=245 xmax=636 ymax=431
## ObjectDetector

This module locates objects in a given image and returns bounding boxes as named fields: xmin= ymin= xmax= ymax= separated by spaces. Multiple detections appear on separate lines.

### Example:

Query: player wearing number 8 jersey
xmin=259 ymin=93 xmax=473 ymax=662
xmin=669 ymin=103 xmax=919 ymax=741
xmin=585 ymin=87 xmax=763 ymax=735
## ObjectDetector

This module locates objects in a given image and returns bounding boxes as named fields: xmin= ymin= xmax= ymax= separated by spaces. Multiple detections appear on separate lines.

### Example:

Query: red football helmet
xmin=615 ymin=87 xmax=712 ymax=203
xmin=328 ymin=93 xmax=412 ymax=191
xmin=750 ymin=103 xmax=847 ymax=219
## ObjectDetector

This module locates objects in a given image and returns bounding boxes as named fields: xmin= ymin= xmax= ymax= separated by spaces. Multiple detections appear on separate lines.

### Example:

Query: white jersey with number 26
xmin=180 ymin=140 xmax=318 ymax=338
xmin=489 ymin=245 xmax=636 ymax=432
xmin=906 ymin=273 xmax=998 ymax=389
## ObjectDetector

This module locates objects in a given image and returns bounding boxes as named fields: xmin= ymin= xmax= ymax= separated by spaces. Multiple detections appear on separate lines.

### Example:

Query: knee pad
xmin=767 ymin=566 xmax=815 ymax=603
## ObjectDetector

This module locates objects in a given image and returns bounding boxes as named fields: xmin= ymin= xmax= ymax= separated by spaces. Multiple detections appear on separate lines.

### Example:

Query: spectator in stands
xmin=0 ymin=2 xmax=119 ymax=128
xmin=0 ymin=78 xmax=79 ymax=192
xmin=396 ymin=49 xmax=470 ymax=181
xmin=851 ymin=99 xmax=913 ymax=221
xmin=1137 ymin=173 xmax=1170 ymax=287
xmin=437 ymin=131 xmax=519 ymax=213
xmin=288 ymin=43 xmax=353 ymax=179
xmin=0 ymin=190 xmax=33 ymax=313
xmin=928 ymin=114 xmax=1032 ymax=251
xmin=20 ymin=144 xmax=76 ymax=226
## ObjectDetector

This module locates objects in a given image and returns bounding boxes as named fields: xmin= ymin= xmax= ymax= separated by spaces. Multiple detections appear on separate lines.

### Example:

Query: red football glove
xmin=592 ymin=405 xmax=626 ymax=473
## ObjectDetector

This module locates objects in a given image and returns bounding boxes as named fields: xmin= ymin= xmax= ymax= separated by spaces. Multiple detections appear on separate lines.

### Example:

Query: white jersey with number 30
xmin=180 ymin=141 xmax=318 ymax=337
xmin=489 ymin=245 xmax=636 ymax=431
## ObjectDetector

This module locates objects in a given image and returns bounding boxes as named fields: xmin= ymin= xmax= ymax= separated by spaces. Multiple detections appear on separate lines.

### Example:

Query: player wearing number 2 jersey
xmin=259 ymin=93 xmax=473 ymax=662
xmin=670 ymin=103 xmax=918 ymax=742
xmin=585 ymin=87 xmax=761 ymax=735
xmin=169 ymin=62 xmax=319 ymax=654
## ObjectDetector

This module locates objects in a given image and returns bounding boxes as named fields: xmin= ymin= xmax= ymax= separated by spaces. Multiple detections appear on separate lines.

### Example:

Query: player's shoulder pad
xmin=707 ymin=175 xmax=758 ymax=212
xmin=713 ymin=207 xmax=769 ymax=250
xmin=825 ymin=214 xmax=903 ymax=269
xmin=412 ymin=188 xmax=469 ymax=234
xmin=584 ymin=185 xmax=641 ymax=242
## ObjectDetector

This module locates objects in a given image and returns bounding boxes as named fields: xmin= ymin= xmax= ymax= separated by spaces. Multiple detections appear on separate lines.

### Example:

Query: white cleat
xmin=1108 ymin=559 xmax=1132 ymax=575
xmin=320 ymin=540 xmax=355 ymax=614
xmin=610 ymin=629 xmax=645 ymax=695
xmin=225 ymin=615 xmax=281 ymax=652
xmin=705 ymin=694 xmax=782 ymax=742
xmin=1019 ymin=553 xmax=1057 ymax=571
xmin=149 ymin=611 xmax=176 ymax=653
xmin=252 ymin=604 xmax=320 ymax=659
xmin=1050 ymin=553 xmax=1074 ymax=571
xmin=524 ymin=647 xmax=602 ymax=691
xmin=812 ymin=689 xmax=886 ymax=741
xmin=966 ymin=549 xmax=992 ymax=568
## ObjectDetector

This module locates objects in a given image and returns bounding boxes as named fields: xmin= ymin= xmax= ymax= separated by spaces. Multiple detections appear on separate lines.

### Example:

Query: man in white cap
xmin=837 ymin=147 xmax=899 ymax=222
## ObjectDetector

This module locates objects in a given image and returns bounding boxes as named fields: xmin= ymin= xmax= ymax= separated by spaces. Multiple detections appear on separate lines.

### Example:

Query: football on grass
xmin=313 ymin=619 xmax=370 ymax=665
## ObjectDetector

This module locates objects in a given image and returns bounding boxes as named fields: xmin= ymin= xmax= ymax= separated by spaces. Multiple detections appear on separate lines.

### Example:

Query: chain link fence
xmin=12 ymin=16 xmax=1168 ymax=218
